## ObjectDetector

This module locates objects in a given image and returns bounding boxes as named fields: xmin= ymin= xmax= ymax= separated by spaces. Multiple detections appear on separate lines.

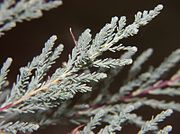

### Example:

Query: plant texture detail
xmin=0 ymin=2 xmax=179 ymax=134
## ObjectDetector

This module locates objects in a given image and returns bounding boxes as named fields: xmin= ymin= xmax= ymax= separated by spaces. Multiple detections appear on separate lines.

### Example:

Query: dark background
xmin=0 ymin=0 xmax=179 ymax=133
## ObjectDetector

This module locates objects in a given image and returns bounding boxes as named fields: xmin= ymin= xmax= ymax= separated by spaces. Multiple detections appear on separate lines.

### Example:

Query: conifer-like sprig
xmin=1 ymin=3 xmax=179 ymax=134
xmin=0 ymin=0 xmax=63 ymax=36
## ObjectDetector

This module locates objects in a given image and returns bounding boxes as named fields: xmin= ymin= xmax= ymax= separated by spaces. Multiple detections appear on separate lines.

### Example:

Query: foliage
xmin=0 ymin=0 xmax=62 ymax=36
xmin=0 ymin=2 xmax=179 ymax=134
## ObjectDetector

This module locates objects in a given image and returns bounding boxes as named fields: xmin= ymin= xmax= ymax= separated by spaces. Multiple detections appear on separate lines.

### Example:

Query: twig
xmin=77 ymin=76 xmax=180 ymax=113
xmin=0 ymin=78 xmax=61 ymax=112
xmin=70 ymin=27 xmax=78 ymax=46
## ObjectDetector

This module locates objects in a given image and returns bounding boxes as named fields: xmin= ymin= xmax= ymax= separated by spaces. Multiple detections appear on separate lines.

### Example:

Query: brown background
xmin=0 ymin=0 xmax=179 ymax=133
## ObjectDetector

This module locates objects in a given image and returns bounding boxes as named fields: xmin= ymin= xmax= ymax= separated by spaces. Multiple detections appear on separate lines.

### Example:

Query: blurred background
xmin=0 ymin=0 xmax=179 ymax=133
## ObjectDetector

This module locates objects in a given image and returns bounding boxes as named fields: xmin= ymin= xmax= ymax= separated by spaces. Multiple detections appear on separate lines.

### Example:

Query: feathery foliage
xmin=0 ymin=0 xmax=62 ymax=36
xmin=0 ymin=2 xmax=179 ymax=134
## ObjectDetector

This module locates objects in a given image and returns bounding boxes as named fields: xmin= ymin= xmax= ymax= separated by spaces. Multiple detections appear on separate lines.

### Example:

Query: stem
xmin=71 ymin=76 xmax=180 ymax=133
xmin=0 ymin=78 xmax=61 ymax=112
xmin=77 ymin=76 xmax=180 ymax=112
xmin=0 ymin=103 xmax=13 ymax=112
xmin=70 ymin=27 xmax=78 ymax=46
xmin=69 ymin=76 xmax=180 ymax=133
xmin=131 ymin=76 xmax=180 ymax=97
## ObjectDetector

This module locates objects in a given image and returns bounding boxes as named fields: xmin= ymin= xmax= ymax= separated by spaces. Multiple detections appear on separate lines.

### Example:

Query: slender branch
xmin=0 ymin=103 xmax=13 ymax=112
xmin=70 ymin=76 xmax=180 ymax=133
xmin=70 ymin=27 xmax=78 ymax=46
xmin=131 ymin=76 xmax=180 ymax=97
xmin=77 ymin=76 xmax=180 ymax=112
xmin=0 ymin=78 xmax=61 ymax=112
